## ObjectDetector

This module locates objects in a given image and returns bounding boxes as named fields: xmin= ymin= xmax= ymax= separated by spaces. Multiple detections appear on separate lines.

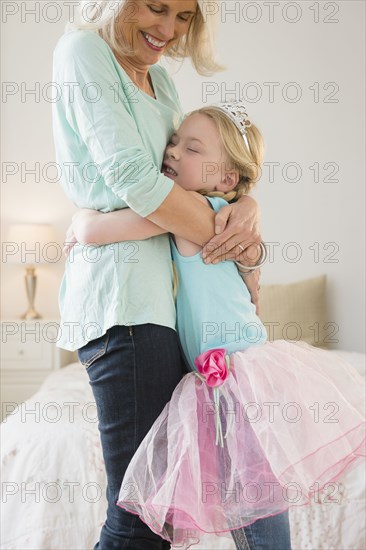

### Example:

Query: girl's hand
xmin=71 ymin=209 xmax=102 ymax=244
xmin=63 ymin=223 xmax=78 ymax=257
xmin=201 ymin=195 xmax=261 ymax=265
xmin=62 ymin=209 xmax=102 ymax=257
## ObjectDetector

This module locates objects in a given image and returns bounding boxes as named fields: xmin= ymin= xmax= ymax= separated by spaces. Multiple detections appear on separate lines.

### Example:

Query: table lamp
xmin=5 ymin=224 xmax=57 ymax=320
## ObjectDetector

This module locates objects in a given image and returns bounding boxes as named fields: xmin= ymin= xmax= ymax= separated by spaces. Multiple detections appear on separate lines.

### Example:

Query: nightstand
xmin=0 ymin=319 xmax=77 ymax=421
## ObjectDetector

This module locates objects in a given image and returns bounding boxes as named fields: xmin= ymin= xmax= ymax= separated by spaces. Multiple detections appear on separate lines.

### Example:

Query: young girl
xmin=69 ymin=103 xmax=365 ymax=550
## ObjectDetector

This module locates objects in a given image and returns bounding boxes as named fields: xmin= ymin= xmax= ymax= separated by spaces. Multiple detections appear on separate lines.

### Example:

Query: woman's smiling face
xmin=119 ymin=0 xmax=197 ymax=66
xmin=163 ymin=113 xmax=230 ymax=192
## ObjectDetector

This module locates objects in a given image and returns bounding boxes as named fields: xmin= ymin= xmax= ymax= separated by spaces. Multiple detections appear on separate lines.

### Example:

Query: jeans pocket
xmin=77 ymin=330 xmax=110 ymax=369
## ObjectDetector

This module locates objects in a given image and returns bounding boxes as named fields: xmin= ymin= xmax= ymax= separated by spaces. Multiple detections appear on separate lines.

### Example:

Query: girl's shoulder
xmin=206 ymin=196 xmax=229 ymax=213
xmin=182 ymin=192 xmax=229 ymax=212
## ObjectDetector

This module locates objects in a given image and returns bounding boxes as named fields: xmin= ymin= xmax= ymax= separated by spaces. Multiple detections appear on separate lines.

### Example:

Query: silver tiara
xmin=213 ymin=102 xmax=252 ymax=150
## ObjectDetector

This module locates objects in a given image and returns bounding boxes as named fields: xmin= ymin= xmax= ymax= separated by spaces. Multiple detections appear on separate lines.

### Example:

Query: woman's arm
xmin=148 ymin=189 xmax=260 ymax=265
xmin=146 ymin=184 xmax=216 ymax=246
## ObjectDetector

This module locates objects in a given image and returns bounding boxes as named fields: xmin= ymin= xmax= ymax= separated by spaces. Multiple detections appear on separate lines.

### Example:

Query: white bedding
xmin=1 ymin=350 xmax=365 ymax=550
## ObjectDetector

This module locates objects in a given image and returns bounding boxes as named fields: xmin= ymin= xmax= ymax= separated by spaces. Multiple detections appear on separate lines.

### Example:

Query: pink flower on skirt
xmin=194 ymin=348 xmax=229 ymax=387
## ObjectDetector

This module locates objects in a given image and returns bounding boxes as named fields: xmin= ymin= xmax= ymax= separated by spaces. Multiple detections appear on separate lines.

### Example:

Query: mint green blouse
xmin=52 ymin=29 xmax=184 ymax=351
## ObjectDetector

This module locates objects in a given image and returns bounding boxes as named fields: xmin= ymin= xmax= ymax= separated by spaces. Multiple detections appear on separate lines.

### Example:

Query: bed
xmin=1 ymin=349 xmax=365 ymax=550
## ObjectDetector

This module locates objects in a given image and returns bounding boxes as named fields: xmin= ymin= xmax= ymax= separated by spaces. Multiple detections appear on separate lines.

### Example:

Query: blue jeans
xmin=218 ymin=386 xmax=292 ymax=550
xmin=78 ymin=324 xmax=292 ymax=550
xmin=78 ymin=324 xmax=184 ymax=549
xmin=231 ymin=511 xmax=292 ymax=549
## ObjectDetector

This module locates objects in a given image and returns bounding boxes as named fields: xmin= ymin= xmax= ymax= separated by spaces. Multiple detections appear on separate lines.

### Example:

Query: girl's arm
xmin=71 ymin=191 xmax=207 ymax=247
xmin=72 ymin=208 xmax=166 ymax=245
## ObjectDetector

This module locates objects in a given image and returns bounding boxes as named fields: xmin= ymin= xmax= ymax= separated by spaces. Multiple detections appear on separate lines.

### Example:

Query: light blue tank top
xmin=171 ymin=196 xmax=267 ymax=371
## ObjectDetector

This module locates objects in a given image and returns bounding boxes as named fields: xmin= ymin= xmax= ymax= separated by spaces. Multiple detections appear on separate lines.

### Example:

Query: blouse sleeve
xmin=53 ymin=30 xmax=175 ymax=218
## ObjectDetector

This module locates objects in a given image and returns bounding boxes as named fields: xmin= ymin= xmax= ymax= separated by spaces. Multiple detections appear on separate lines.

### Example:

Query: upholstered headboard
xmin=259 ymin=275 xmax=330 ymax=348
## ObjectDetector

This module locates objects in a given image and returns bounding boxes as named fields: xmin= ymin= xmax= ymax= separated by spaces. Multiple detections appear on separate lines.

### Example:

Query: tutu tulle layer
xmin=117 ymin=340 xmax=366 ymax=549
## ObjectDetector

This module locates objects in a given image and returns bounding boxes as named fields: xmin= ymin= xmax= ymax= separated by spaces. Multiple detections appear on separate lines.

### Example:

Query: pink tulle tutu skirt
xmin=117 ymin=340 xmax=366 ymax=549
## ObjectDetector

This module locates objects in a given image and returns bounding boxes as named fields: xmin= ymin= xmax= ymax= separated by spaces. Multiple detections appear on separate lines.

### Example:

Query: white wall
xmin=1 ymin=1 xmax=365 ymax=351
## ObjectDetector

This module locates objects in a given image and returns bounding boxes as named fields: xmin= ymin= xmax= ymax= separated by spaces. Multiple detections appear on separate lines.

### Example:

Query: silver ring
xmin=238 ymin=244 xmax=245 ymax=253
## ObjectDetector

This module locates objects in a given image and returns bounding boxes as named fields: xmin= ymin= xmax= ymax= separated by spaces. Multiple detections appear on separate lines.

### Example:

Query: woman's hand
xmin=201 ymin=195 xmax=261 ymax=265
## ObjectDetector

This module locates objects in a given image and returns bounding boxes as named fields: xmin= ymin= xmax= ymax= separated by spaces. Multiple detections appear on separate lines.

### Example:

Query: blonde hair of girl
xmin=187 ymin=106 xmax=265 ymax=201
xmin=172 ymin=106 xmax=264 ymax=299
xmin=66 ymin=0 xmax=224 ymax=76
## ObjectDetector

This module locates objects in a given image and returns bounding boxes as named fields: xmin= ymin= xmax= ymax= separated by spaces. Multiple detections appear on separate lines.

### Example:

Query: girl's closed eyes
xmin=162 ymin=109 xmax=263 ymax=196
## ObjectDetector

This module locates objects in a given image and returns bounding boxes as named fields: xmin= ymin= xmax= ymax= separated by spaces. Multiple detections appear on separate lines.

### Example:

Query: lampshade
xmin=4 ymin=224 xmax=58 ymax=265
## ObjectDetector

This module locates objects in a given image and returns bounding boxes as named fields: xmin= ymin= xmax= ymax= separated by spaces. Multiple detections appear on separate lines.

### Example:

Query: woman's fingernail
xmin=204 ymin=256 xmax=211 ymax=264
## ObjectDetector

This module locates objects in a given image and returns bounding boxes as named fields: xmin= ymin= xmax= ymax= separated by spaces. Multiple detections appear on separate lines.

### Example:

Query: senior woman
xmin=53 ymin=1 xmax=291 ymax=549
